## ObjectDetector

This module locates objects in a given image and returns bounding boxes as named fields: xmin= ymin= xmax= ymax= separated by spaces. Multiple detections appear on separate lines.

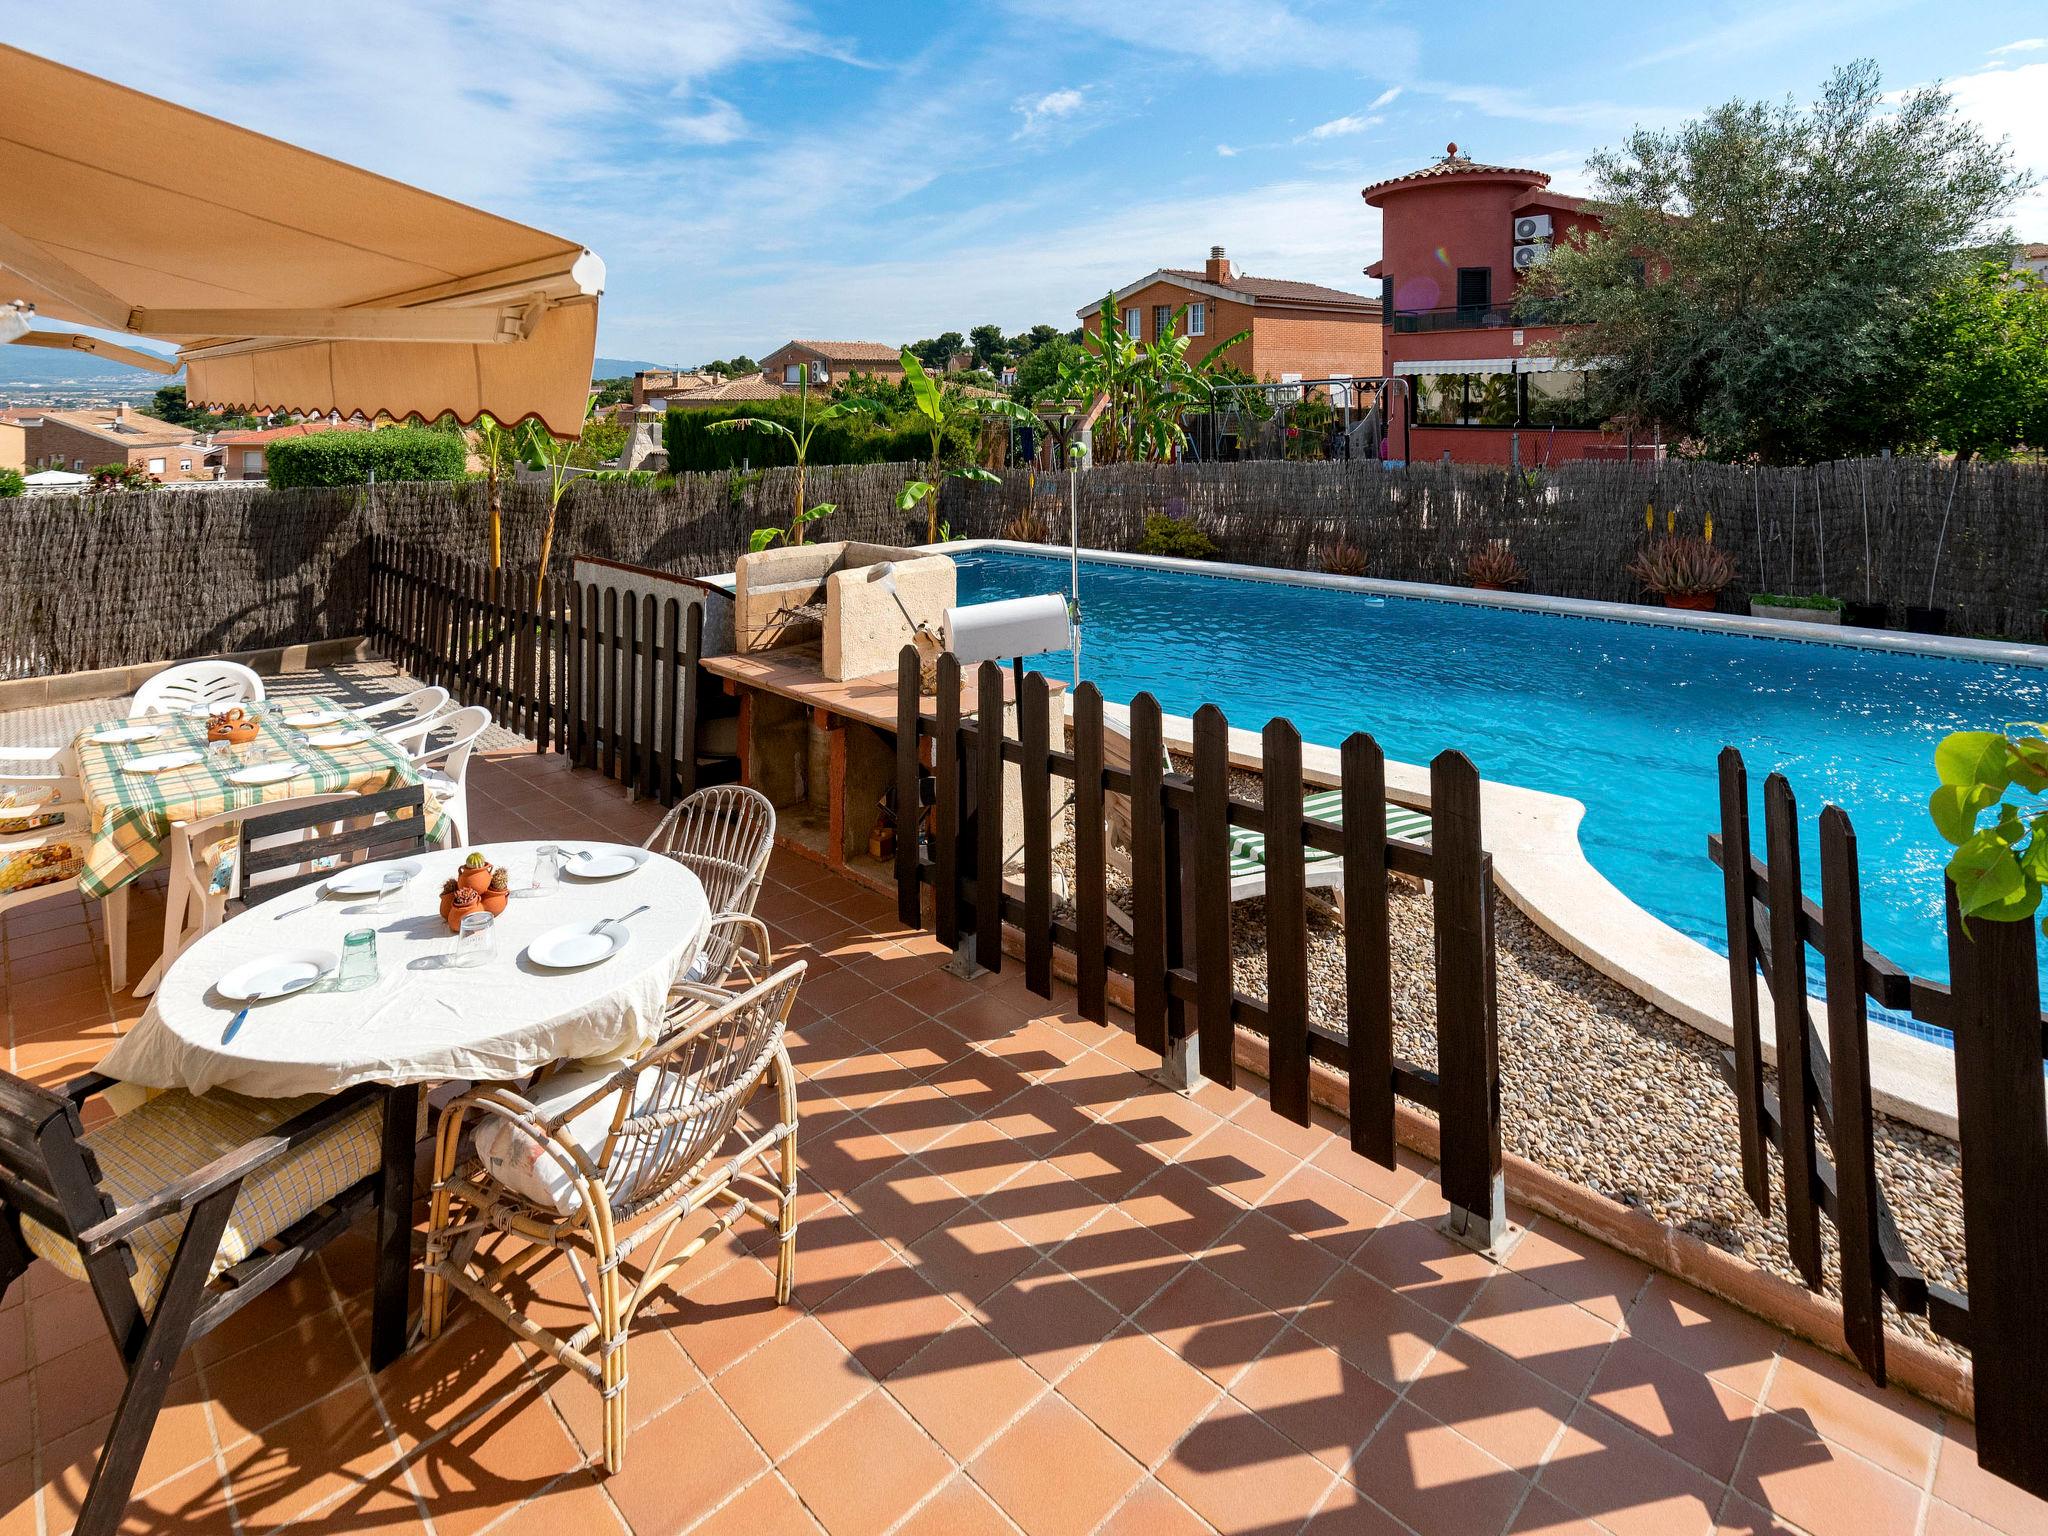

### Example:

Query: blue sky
xmin=8 ymin=2 xmax=2046 ymax=366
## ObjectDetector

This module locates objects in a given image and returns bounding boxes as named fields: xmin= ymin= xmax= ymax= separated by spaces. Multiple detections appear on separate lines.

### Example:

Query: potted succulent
xmin=1467 ymin=541 xmax=1528 ymax=592
xmin=444 ymin=884 xmax=484 ymax=933
xmin=1749 ymin=593 xmax=1843 ymax=626
xmin=1626 ymin=534 xmax=1735 ymax=612
xmin=1320 ymin=534 xmax=1368 ymax=576
xmin=482 ymin=866 xmax=512 ymax=917
xmin=456 ymin=850 xmax=495 ymax=894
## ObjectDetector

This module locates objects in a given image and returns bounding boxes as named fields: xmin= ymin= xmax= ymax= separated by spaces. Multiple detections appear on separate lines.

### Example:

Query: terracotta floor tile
xmin=484 ymin=1470 xmax=631 ymax=1535
xmin=1504 ymin=1219 xmax=1651 ymax=1328
xmin=1625 ymin=1275 xmax=1782 ymax=1400
xmin=969 ymin=1394 xmax=1144 ymax=1536
xmin=903 ymin=1205 xmax=1043 ymax=1305
xmin=1293 ymin=1263 xmax=1448 ymax=1391
xmin=1051 ymin=1205 xmax=1186 ymax=1318
xmin=26 ymin=1283 xmax=116 ymax=1371
xmin=0 ymin=1305 xmax=22 ymax=1384
xmin=1058 ymin=1327 xmax=1223 ymax=1465
xmin=1586 ymin=1333 xmax=1759 ymax=1485
xmin=1228 ymin=1327 xmax=1397 ymax=1473
xmin=1097 ymin=1082 xmax=1226 ymax=1160
xmin=219 ymin=1379 xmax=419 ymax=1534
xmin=891 ymin=1475 xmax=1019 ymax=1536
xmin=1174 ymin=1118 xmax=1305 ymax=1211
xmin=1116 ymin=1164 xmax=1252 ymax=1259
xmin=374 ymin=1311 xmax=541 ymax=1450
xmin=1733 ymin=1409 xmax=1925 ymax=1536
xmin=689 ymin=1473 xmax=825 ymax=1536
xmin=874 ymin=1010 xmax=978 ymax=1076
xmin=710 ymin=1316 xmax=871 ymax=1461
xmin=858 ymin=1078 xmax=984 ymax=1153
xmin=1161 ymin=1398 xmax=1339 ymax=1535
xmin=1348 ymin=1214 xmax=1499 ymax=1322
xmin=893 ymin=967 xmax=983 ymax=1021
xmin=1345 ymin=1399 xmax=1530 ymax=1536
xmin=1539 ymin=1402 xmax=1730 ymax=1536
xmin=1763 ymin=1341 xmax=1940 ymax=1484
xmin=604 ymin=1386 xmax=770 ymax=1536
xmin=1401 ymin=1323 xmax=1575 ymax=1473
xmin=37 ymin=1370 xmax=220 ymax=1520
xmin=843 ymin=1160 xmax=972 ymax=1247
xmin=972 ymin=1162 xmax=1103 ymax=1249
xmin=396 ymin=1378 xmax=581 ymax=1536
xmin=975 ymin=1259 xmax=1124 ymax=1383
xmin=1455 ymin=1271 xmax=1620 ymax=1398
xmin=202 ymin=1307 xmax=367 ymax=1441
xmin=1713 ymin=1490 xmax=1812 ymax=1535
xmin=1257 ymin=1163 xmax=1394 ymax=1265
xmin=0 ymin=1455 xmax=32 ymax=1536
xmin=1201 ymin=1208 xmax=1344 ymax=1314
xmin=781 ymin=1391 xmax=954 ymax=1536
xmin=1128 ymin=1265 xmax=1285 ymax=1392
xmin=1931 ymin=1420 xmax=2048 ymax=1535
xmin=811 ymin=1257 xmax=967 ymax=1381
xmin=917 ymin=1120 xmax=1043 ymax=1199
xmin=1039 ymin=1118 xmax=1161 ymax=1205
xmin=886 ymin=1322 xmax=1047 ymax=1462
xmin=49 ymin=1457 xmax=233 ymax=1536
xmin=1922 ymin=1501 xmax=2003 ymax=1536
xmin=30 ymin=1338 xmax=137 ymax=1448
xmin=1098 ymin=1478 xmax=1214 ymax=1535
xmin=942 ymin=993 xmax=1042 ymax=1051
xmin=1507 ymin=1488 xmax=1607 ymax=1534
xmin=786 ymin=1202 xmax=899 ymax=1305
xmin=1307 ymin=1140 xmax=1427 ymax=1210
xmin=673 ymin=1254 xmax=803 ymax=1377
xmin=1042 ymin=1047 xmax=1153 ymax=1123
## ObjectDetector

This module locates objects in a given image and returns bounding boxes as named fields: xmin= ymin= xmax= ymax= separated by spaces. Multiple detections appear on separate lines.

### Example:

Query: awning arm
xmin=0 ymin=220 xmax=134 ymax=331
xmin=8 ymin=329 xmax=178 ymax=374
xmin=140 ymin=294 xmax=551 ymax=346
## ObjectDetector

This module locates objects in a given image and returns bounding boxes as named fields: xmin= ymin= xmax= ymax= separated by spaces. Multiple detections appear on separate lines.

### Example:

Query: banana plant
xmin=1058 ymin=293 xmax=1248 ymax=463
xmin=710 ymin=387 xmax=870 ymax=551
xmin=1929 ymin=724 xmax=2048 ymax=933
xmin=895 ymin=348 xmax=1037 ymax=543
xmin=473 ymin=412 xmax=516 ymax=569
xmin=515 ymin=393 xmax=595 ymax=608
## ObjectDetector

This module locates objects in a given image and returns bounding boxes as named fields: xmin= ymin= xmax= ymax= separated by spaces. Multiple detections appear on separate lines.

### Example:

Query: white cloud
xmin=1003 ymin=0 xmax=1414 ymax=79
xmin=1631 ymin=0 xmax=1915 ymax=69
xmin=1215 ymin=143 xmax=1242 ymax=157
xmin=1990 ymin=38 xmax=2047 ymax=56
xmin=1015 ymin=87 xmax=1086 ymax=136
xmin=1934 ymin=59 xmax=2048 ymax=236
xmin=1300 ymin=113 xmax=1382 ymax=142
xmin=1368 ymin=86 xmax=1402 ymax=110
xmin=665 ymin=98 xmax=748 ymax=146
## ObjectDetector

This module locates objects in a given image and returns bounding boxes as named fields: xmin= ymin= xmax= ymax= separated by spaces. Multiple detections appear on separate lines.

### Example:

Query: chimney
xmin=114 ymin=402 xmax=127 ymax=422
xmin=1204 ymin=244 xmax=1233 ymax=283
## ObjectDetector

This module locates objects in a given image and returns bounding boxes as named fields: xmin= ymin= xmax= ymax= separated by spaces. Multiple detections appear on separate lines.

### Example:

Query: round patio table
xmin=99 ymin=840 xmax=710 ymax=1099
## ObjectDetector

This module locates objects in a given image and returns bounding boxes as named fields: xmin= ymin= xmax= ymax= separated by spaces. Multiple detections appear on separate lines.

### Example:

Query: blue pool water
xmin=955 ymin=548 xmax=2048 ymax=1030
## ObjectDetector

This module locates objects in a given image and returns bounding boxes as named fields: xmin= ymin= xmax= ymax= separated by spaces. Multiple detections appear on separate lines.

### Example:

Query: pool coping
xmin=935 ymin=541 xmax=1973 ymax=1136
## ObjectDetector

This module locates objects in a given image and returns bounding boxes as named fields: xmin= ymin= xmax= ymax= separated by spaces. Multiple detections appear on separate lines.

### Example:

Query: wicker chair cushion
xmin=18 ymin=1088 xmax=383 ymax=1311
xmin=472 ymin=1062 xmax=709 ymax=1216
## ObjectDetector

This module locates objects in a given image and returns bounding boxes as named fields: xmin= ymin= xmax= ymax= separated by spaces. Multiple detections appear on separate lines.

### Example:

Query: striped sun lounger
xmin=1224 ymin=791 xmax=1434 ymax=899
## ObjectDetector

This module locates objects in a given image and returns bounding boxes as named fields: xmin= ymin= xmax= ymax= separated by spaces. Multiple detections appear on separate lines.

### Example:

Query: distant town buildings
xmin=1 ymin=403 xmax=212 ymax=480
xmin=757 ymin=340 xmax=905 ymax=387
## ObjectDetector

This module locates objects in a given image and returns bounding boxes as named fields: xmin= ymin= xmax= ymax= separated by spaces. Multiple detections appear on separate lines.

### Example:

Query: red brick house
xmin=1364 ymin=145 xmax=1644 ymax=465
xmin=1077 ymin=247 xmax=1382 ymax=384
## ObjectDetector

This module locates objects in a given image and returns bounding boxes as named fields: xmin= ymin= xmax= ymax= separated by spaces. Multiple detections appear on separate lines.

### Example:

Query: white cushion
xmin=472 ymin=1062 xmax=703 ymax=1216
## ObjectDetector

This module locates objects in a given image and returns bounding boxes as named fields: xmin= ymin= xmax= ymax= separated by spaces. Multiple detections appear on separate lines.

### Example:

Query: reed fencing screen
xmin=5 ymin=454 xmax=2046 ymax=682
xmin=890 ymin=647 xmax=1507 ymax=1240
xmin=1709 ymin=749 xmax=2048 ymax=1498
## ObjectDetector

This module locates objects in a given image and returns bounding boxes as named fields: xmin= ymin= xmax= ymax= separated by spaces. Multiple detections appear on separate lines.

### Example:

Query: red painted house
xmin=1364 ymin=145 xmax=1652 ymax=466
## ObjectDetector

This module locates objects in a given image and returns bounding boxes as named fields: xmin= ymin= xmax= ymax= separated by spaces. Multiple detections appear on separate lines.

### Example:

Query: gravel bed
xmin=1053 ymin=752 xmax=1967 ymax=1358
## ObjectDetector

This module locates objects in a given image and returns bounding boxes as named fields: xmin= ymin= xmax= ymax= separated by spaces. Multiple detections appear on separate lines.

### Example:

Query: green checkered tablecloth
xmin=71 ymin=701 xmax=437 ymax=899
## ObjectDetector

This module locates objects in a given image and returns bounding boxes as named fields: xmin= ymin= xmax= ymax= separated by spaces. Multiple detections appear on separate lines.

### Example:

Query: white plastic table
xmin=100 ymin=840 xmax=710 ymax=1099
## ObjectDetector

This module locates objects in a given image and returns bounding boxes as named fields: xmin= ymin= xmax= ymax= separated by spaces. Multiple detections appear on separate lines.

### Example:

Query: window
xmin=1152 ymin=305 xmax=1172 ymax=341
xmin=1122 ymin=306 xmax=1140 ymax=336
xmin=1524 ymin=370 xmax=1605 ymax=429
xmin=179 ymin=459 xmax=192 ymax=471
xmin=1406 ymin=369 xmax=1608 ymax=429
xmin=1456 ymin=267 xmax=1492 ymax=314
xmin=147 ymin=457 xmax=165 ymax=474
xmin=1187 ymin=302 xmax=1206 ymax=337
xmin=783 ymin=363 xmax=801 ymax=384
xmin=1380 ymin=276 xmax=1394 ymax=322
xmin=71 ymin=458 xmax=82 ymax=471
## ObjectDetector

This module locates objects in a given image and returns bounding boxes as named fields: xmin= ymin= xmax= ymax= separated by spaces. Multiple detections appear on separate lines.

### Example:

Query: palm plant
xmin=515 ymin=393 xmax=595 ymax=607
xmin=710 ymin=379 xmax=873 ymax=552
xmin=895 ymin=349 xmax=1036 ymax=543
xmin=472 ymin=413 xmax=516 ymax=570
xmin=1058 ymin=293 xmax=1249 ymax=464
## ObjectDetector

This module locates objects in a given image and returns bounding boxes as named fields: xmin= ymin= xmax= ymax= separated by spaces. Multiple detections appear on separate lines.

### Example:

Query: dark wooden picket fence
xmin=1710 ymin=748 xmax=2048 ymax=1497
xmin=365 ymin=538 xmax=718 ymax=806
xmin=890 ymin=646 xmax=1505 ymax=1237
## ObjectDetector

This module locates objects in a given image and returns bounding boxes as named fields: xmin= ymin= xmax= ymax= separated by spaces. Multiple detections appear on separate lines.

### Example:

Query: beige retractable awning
xmin=0 ymin=46 xmax=602 ymax=436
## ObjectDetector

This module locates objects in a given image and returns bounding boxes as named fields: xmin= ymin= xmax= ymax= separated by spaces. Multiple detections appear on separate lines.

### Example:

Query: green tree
xmin=516 ymin=395 xmax=598 ymax=605
xmin=1008 ymin=323 xmax=1062 ymax=358
xmin=0 ymin=467 xmax=25 ymax=498
xmin=895 ymin=349 xmax=1033 ymax=541
xmin=266 ymin=427 xmax=467 ymax=489
xmin=1891 ymin=261 xmax=2048 ymax=459
xmin=567 ymin=416 xmax=629 ymax=468
xmin=1057 ymin=294 xmax=1248 ymax=462
xmin=1525 ymin=61 xmax=2030 ymax=462
xmin=710 ymin=385 xmax=875 ymax=550
xmin=1009 ymin=337 xmax=1086 ymax=403
xmin=592 ymin=375 xmax=633 ymax=408
xmin=911 ymin=332 xmax=964 ymax=372
xmin=148 ymin=383 xmax=258 ymax=432
xmin=968 ymin=324 xmax=1008 ymax=372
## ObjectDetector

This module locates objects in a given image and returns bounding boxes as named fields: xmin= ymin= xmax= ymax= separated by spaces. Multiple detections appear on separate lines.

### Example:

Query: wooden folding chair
xmin=233 ymin=782 xmax=430 ymax=907
xmin=0 ymin=1069 xmax=413 ymax=1536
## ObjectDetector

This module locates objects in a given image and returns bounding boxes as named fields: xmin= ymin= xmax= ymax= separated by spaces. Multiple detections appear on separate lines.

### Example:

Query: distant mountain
xmin=0 ymin=342 xmax=174 ymax=387
xmin=593 ymin=356 xmax=666 ymax=379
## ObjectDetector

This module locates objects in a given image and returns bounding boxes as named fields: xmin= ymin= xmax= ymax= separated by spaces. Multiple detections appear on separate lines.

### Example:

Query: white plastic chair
xmin=130 ymin=661 xmax=264 ymax=719
xmin=133 ymin=792 xmax=357 ymax=997
xmin=0 ymin=795 xmax=92 ymax=922
xmin=405 ymin=705 xmax=490 ymax=848
xmin=368 ymin=686 xmax=451 ymax=753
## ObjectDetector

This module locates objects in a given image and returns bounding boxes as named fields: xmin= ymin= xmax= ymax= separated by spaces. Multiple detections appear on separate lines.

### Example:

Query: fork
xmin=591 ymin=903 xmax=650 ymax=938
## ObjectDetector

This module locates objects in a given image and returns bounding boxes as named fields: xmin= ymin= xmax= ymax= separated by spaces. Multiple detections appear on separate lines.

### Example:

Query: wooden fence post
xmin=895 ymin=645 xmax=922 ymax=928
xmin=1072 ymin=683 xmax=1109 ymax=1024
xmin=1945 ymin=882 xmax=2048 ymax=1492
xmin=974 ymin=660 xmax=1004 ymax=974
xmin=1192 ymin=704 xmax=1235 ymax=1086
xmin=1431 ymin=749 xmax=1502 ymax=1246
xmin=1764 ymin=772 xmax=1825 ymax=1288
xmin=1128 ymin=693 xmax=1168 ymax=1057
xmin=1020 ymin=672 xmax=1053 ymax=997
xmin=1263 ymin=718 xmax=1310 ymax=1124
xmin=1343 ymin=732 xmax=1395 ymax=1168
xmin=1716 ymin=747 xmax=1771 ymax=1213
xmin=933 ymin=652 xmax=961 ymax=950
xmin=679 ymin=600 xmax=703 ymax=799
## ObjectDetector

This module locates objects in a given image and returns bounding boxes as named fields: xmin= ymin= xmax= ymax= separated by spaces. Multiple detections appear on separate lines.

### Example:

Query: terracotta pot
xmin=445 ymin=892 xmax=485 ymax=932
xmin=1664 ymin=592 xmax=1717 ymax=612
xmin=1473 ymin=581 xmax=1507 ymax=592
xmin=480 ymin=889 xmax=510 ymax=918
xmin=438 ymin=891 xmax=456 ymax=927
xmin=456 ymin=863 xmax=494 ymax=894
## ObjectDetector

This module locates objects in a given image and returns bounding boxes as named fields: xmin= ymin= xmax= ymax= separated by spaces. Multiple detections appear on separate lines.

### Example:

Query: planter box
xmin=1749 ymin=600 xmax=1842 ymax=626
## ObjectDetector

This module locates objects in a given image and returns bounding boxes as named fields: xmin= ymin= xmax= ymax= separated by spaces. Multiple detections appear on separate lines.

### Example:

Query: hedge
xmin=663 ymin=400 xmax=973 ymax=475
xmin=266 ymin=427 xmax=468 ymax=488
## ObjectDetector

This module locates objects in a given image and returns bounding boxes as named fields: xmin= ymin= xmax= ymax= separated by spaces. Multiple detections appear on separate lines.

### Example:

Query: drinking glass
xmin=452 ymin=911 xmax=496 ymax=967
xmin=373 ymin=867 xmax=411 ymax=913
xmin=338 ymin=927 xmax=379 ymax=990
xmin=528 ymin=845 xmax=563 ymax=894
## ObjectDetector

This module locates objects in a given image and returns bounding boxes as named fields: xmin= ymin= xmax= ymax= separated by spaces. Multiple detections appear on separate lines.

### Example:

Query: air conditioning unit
xmin=1513 ymin=213 xmax=1553 ymax=243
xmin=1512 ymin=242 xmax=1550 ymax=271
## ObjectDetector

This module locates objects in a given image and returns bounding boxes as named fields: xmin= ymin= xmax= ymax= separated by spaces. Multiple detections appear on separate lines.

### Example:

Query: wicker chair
xmin=422 ymin=962 xmax=806 ymax=1474
xmin=644 ymin=784 xmax=777 ymax=988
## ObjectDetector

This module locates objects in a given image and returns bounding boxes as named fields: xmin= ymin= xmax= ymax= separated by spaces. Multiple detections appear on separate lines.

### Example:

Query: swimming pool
xmin=953 ymin=546 xmax=2048 ymax=1027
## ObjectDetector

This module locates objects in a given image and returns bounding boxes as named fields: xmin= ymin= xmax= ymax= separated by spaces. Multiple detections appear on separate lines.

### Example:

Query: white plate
xmin=526 ymin=922 xmax=626 ymax=970
xmin=91 ymin=724 xmax=163 ymax=745
xmin=215 ymin=947 xmax=338 ymax=1003
xmin=227 ymin=760 xmax=308 ymax=787
xmin=306 ymin=729 xmax=374 ymax=749
xmin=122 ymin=749 xmax=203 ymax=775
xmin=323 ymin=859 xmax=423 ymax=897
xmin=560 ymin=847 xmax=650 ymax=880
xmin=285 ymin=709 xmax=346 ymax=729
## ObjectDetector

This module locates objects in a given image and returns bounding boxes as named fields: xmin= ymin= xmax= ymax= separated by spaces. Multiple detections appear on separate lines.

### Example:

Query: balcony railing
xmin=1388 ymin=300 xmax=1564 ymax=333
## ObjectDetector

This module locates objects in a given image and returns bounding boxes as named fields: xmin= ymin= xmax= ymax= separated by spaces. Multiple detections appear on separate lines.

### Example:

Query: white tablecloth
xmin=100 ymin=841 xmax=709 ymax=1098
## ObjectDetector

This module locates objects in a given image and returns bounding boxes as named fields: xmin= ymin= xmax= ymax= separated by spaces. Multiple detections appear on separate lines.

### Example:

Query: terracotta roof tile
xmin=1362 ymin=144 xmax=1551 ymax=198
xmin=781 ymin=340 xmax=903 ymax=362
xmin=1156 ymin=269 xmax=1376 ymax=307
